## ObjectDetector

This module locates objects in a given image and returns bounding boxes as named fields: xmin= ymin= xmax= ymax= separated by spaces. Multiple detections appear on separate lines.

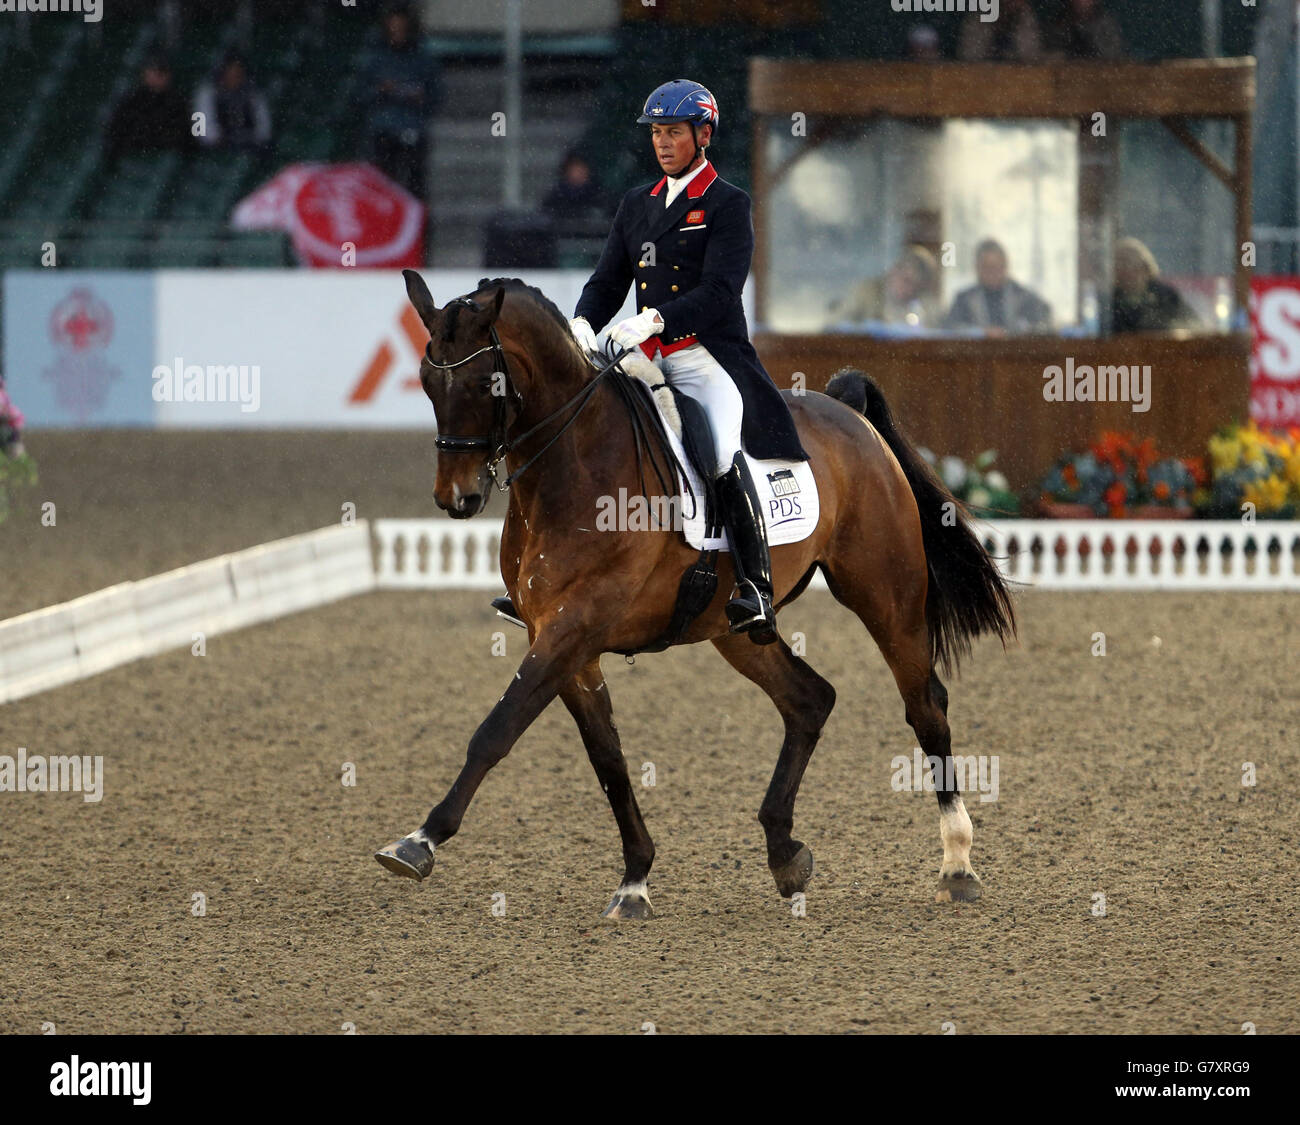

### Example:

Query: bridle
xmin=424 ymin=297 xmax=632 ymax=492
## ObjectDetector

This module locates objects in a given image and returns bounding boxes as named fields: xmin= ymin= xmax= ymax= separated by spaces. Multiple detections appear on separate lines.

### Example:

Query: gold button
xmin=640 ymin=282 xmax=647 ymax=289
xmin=641 ymin=305 xmax=648 ymax=312
xmin=639 ymin=262 xmax=647 ymax=268
xmin=671 ymin=285 xmax=678 ymax=292
xmin=673 ymin=265 xmax=680 ymax=271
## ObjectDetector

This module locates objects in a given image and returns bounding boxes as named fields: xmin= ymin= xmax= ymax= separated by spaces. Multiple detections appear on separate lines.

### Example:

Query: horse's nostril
xmin=460 ymin=494 xmax=481 ymax=511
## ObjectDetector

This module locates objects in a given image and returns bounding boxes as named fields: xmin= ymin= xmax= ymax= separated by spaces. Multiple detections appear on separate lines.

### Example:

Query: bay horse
xmin=375 ymin=271 xmax=1016 ymax=917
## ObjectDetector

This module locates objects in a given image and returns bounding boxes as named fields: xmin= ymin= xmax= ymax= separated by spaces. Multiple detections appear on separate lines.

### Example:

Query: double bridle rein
xmin=425 ymin=299 xmax=632 ymax=492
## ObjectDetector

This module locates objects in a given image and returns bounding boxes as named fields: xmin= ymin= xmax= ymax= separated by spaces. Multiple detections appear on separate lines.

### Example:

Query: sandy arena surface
xmin=0 ymin=432 xmax=1296 ymax=1033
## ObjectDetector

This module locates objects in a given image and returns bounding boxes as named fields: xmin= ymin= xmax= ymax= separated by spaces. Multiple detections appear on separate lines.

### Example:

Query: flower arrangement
xmin=0 ymin=382 xmax=37 ymax=524
xmin=1200 ymin=420 xmax=1300 ymax=519
xmin=1036 ymin=431 xmax=1203 ymax=517
xmin=918 ymin=447 xmax=1020 ymax=515
xmin=0 ymin=384 xmax=22 ymax=453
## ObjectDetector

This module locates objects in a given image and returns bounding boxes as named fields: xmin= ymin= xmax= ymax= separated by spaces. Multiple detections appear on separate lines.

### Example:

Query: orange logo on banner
xmin=686 ymin=210 xmax=704 ymax=224
xmin=348 ymin=305 xmax=429 ymax=403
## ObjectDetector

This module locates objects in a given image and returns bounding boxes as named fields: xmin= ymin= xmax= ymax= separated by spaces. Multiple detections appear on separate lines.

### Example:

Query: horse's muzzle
xmin=444 ymin=492 xmax=484 ymax=519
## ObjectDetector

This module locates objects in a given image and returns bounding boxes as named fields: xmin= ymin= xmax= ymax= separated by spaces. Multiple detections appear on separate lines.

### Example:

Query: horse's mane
xmin=475 ymin=277 xmax=572 ymax=338
xmin=470 ymin=279 xmax=691 ymax=515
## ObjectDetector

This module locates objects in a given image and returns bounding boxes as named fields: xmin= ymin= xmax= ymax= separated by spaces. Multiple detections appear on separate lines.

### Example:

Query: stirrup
xmin=491 ymin=595 xmax=526 ymax=629
xmin=725 ymin=581 xmax=778 ymax=644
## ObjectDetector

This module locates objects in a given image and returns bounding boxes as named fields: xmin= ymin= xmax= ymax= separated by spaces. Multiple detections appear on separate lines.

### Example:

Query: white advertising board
xmin=5 ymin=267 xmax=756 ymax=427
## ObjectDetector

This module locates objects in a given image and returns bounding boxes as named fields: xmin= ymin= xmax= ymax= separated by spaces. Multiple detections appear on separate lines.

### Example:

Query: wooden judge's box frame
xmin=748 ymin=59 xmax=1255 ymax=491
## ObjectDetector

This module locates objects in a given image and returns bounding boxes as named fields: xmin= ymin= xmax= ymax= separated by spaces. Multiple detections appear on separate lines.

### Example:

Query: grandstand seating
xmin=0 ymin=2 xmax=1263 ymax=271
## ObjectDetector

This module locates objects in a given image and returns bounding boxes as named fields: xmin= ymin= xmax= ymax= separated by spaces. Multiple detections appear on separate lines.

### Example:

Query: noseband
xmin=424 ymin=297 xmax=630 ymax=492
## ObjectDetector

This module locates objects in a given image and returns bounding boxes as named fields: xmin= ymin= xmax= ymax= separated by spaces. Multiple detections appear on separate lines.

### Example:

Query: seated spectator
xmin=945 ymin=239 xmax=1052 ymax=335
xmin=830 ymin=245 xmax=941 ymax=328
xmin=103 ymin=55 xmax=192 ymax=164
xmin=1111 ymin=237 xmax=1200 ymax=333
xmin=906 ymin=24 xmax=944 ymax=61
xmin=361 ymin=2 xmax=441 ymax=200
xmin=541 ymin=152 xmax=610 ymax=230
xmin=1044 ymin=0 xmax=1126 ymax=60
xmin=194 ymin=52 xmax=272 ymax=152
xmin=958 ymin=0 xmax=1044 ymax=62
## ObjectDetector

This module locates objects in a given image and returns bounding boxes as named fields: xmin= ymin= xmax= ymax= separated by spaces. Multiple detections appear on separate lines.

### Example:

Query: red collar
xmin=649 ymin=160 xmax=717 ymax=198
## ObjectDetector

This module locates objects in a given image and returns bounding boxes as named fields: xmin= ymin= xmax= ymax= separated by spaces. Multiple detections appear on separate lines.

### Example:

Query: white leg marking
xmin=619 ymin=879 xmax=650 ymax=904
xmin=938 ymin=797 xmax=974 ymax=878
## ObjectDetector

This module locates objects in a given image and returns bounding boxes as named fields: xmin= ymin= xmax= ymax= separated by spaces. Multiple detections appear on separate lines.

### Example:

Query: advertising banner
xmin=3 ymin=272 xmax=156 ymax=427
xmin=4 ymin=267 xmax=758 ymax=427
xmin=1250 ymin=276 xmax=1300 ymax=430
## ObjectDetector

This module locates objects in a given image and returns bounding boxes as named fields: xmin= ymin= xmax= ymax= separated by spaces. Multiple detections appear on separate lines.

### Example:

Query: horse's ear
xmin=467 ymin=286 xmax=506 ymax=333
xmin=403 ymin=269 xmax=441 ymax=334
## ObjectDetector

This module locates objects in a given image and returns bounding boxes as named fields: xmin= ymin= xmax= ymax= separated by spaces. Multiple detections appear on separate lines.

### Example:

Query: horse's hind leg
xmin=559 ymin=660 xmax=656 ymax=920
xmin=822 ymin=562 xmax=982 ymax=903
xmin=711 ymin=632 xmax=836 ymax=898
xmin=921 ymin=670 xmax=980 ymax=901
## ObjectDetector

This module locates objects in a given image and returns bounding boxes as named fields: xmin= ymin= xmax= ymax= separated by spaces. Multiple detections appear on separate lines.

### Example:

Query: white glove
xmin=606 ymin=308 xmax=664 ymax=355
xmin=569 ymin=316 xmax=599 ymax=356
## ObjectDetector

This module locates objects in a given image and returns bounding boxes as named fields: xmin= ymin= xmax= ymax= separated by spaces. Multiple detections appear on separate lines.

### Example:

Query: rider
xmin=564 ymin=78 xmax=809 ymax=644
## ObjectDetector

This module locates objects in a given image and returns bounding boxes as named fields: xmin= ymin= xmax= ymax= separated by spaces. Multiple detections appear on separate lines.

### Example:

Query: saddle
xmin=493 ymin=353 xmax=724 ymax=656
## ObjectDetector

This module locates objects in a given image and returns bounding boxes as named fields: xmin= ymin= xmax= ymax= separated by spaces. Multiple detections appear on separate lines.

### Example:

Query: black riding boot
xmin=715 ymin=451 xmax=778 ymax=645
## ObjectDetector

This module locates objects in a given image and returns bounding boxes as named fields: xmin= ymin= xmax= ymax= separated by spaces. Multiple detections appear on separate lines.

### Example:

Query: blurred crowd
xmin=104 ymin=49 xmax=271 ymax=163
xmin=103 ymin=2 xmax=442 ymax=198
xmin=827 ymin=0 xmax=1214 ymax=336
xmin=830 ymin=235 xmax=1201 ymax=337
xmin=906 ymin=0 xmax=1127 ymax=62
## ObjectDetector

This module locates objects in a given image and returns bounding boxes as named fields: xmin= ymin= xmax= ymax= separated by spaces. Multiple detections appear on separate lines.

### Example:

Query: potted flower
xmin=1035 ymin=431 xmax=1201 ymax=518
xmin=1198 ymin=420 xmax=1300 ymax=519
xmin=0 ymin=381 xmax=37 ymax=525
xmin=917 ymin=447 xmax=1020 ymax=516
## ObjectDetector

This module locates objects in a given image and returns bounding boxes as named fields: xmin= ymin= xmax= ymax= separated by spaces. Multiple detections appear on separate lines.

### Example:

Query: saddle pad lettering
xmin=647 ymin=390 xmax=819 ymax=552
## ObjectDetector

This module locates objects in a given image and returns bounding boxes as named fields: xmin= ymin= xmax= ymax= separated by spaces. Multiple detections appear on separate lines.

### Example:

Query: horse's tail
xmin=825 ymin=367 xmax=1017 ymax=676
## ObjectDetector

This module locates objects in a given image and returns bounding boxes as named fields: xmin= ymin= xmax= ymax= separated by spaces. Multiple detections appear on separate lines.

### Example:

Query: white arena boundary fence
xmin=0 ymin=523 xmax=374 ymax=705
xmin=371 ymin=518 xmax=1300 ymax=593
xmin=2 ymin=518 xmax=1297 ymax=705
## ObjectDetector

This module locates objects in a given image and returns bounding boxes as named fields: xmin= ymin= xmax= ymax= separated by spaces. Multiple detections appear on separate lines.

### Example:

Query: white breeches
xmin=648 ymin=342 xmax=744 ymax=477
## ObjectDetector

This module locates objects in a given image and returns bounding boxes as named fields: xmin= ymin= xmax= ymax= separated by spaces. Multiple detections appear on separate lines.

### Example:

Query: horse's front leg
xmin=559 ymin=659 xmax=655 ymax=920
xmin=375 ymin=620 xmax=590 ymax=880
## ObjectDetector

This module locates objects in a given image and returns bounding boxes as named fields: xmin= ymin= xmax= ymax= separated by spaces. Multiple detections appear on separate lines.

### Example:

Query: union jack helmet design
xmin=637 ymin=79 xmax=720 ymax=136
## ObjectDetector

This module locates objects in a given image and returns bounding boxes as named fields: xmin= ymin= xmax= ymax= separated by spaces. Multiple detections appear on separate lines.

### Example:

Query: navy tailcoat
xmin=574 ymin=162 xmax=809 ymax=463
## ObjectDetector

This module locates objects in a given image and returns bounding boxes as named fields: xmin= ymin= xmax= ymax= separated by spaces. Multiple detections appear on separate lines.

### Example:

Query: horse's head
xmin=404 ymin=269 xmax=519 ymax=518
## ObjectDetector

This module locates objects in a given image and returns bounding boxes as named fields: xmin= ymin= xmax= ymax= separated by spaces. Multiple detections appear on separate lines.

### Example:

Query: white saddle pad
xmin=639 ymin=383 xmax=819 ymax=552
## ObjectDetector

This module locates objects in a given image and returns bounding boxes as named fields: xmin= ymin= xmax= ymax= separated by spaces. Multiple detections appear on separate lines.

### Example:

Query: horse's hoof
xmin=935 ymin=870 xmax=982 ymax=903
xmin=601 ymin=884 xmax=653 ymax=920
xmin=374 ymin=831 xmax=435 ymax=881
xmin=771 ymin=843 xmax=814 ymax=897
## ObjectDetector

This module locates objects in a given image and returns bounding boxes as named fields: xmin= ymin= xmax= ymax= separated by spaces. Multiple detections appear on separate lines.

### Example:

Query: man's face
xmin=977 ymin=249 xmax=1008 ymax=290
xmin=386 ymin=13 xmax=411 ymax=45
xmin=888 ymin=260 xmax=922 ymax=302
xmin=1115 ymin=250 xmax=1147 ymax=292
xmin=651 ymin=123 xmax=706 ymax=176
